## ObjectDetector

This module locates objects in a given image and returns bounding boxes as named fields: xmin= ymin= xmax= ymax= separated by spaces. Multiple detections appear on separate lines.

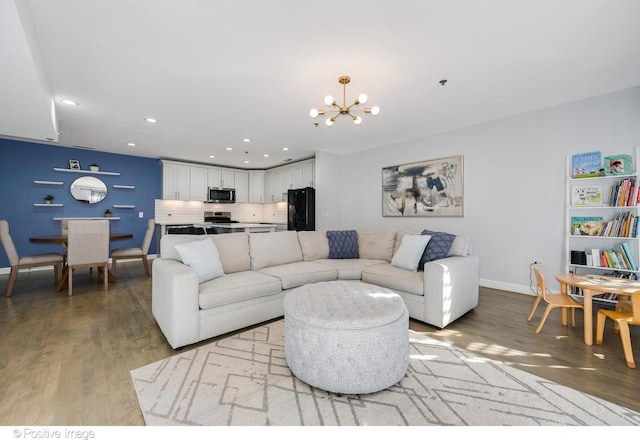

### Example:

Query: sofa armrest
xmin=152 ymin=258 xmax=200 ymax=349
xmin=423 ymin=255 xmax=480 ymax=328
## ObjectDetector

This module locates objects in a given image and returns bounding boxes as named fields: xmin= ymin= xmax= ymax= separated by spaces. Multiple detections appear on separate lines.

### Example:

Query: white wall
xmin=316 ymin=86 xmax=640 ymax=294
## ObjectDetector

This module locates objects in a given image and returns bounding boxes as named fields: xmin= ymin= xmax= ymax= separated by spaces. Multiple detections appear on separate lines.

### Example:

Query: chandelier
xmin=309 ymin=75 xmax=380 ymax=126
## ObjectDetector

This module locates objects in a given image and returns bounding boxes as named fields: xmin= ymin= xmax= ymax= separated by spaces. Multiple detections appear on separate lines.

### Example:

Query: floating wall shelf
xmin=34 ymin=180 xmax=64 ymax=185
xmin=53 ymin=167 xmax=120 ymax=176
xmin=112 ymin=184 xmax=135 ymax=189
xmin=53 ymin=217 xmax=120 ymax=221
xmin=33 ymin=203 xmax=63 ymax=207
xmin=113 ymin=205 xmax=135 ymax=208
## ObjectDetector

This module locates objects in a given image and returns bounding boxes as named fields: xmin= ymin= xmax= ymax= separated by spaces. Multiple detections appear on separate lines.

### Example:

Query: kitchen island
xmin=195 ymin=223 xmax=287 ymax=233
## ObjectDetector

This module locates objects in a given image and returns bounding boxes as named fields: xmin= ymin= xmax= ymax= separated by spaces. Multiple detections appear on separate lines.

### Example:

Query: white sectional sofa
xmin=152 ymin=229 xmax=480 ymax=349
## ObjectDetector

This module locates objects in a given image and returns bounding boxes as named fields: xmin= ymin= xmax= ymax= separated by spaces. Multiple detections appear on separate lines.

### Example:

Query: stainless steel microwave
xmin=207 ymin=187 xmax=236 ymax=203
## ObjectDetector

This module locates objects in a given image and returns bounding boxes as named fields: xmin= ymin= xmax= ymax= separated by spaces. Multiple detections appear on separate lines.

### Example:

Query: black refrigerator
xmin=288 ymin=187 xmax=315 ymax=231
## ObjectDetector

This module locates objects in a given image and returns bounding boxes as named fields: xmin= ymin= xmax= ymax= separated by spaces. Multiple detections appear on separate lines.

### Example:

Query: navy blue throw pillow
xmin=327 ymin=230 xmax=359 ymax=259
xmin=418 ymin=229 xmax=456 ymax=270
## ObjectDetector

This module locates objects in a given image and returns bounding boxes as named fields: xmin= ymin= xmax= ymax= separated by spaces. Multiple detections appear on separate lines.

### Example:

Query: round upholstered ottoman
xmin=283 ymin=280 xmax=409 ymax=394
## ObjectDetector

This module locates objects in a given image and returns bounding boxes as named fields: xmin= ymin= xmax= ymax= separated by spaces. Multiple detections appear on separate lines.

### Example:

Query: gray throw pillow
xmin=327 ymin=230 xmax=359 ymax=259
xmin=419 ymin=229 xmax=456 ymax=270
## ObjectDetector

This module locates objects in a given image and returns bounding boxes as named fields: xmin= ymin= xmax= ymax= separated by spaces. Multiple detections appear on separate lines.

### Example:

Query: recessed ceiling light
xmin=263 ymin=154 xmax=269 ymax=157
xmin=244 ymin=160 xmax=250 ymax=164
xmin=226 ymin=147 xmax=233 ymax=151
xmin=242 ymin=138 xmax=251 ymax=143
xmin=209 ymin=155 xmax=216 ymax=159
xmin=145 ymin=117 xmax=157 ymax=123
xmin=282 ymin=147 xmax=289 ymax=151
xmin=127 ymin=142 xmax=136 ymax=147
xmin=61 ymin=99 xmax=78 ymax=106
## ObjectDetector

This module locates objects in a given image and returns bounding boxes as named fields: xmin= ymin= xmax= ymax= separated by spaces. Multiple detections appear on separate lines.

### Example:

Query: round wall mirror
xmin=70 ymin=176 xmax=107 ymax=204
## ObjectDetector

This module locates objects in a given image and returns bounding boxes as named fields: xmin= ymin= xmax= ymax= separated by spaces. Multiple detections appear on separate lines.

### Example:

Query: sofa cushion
xmin=250 ymin=231 xmax=303 ymax=270
xmin=448 ymin=235 xmax=471 ymax=257
xmin=160 ymin=234 xmax=206 ymax=261
xmin=259 ymin=262 xmax=337 ymax=289
xmin=362 ymin=263 xmax=424 ymax=296
xmin=392 ymin=230 xmax=420 ymax=255
xmin=357 ymin=230 xmax=396 ymax=262
xmin=174 ymin=239 xmax=224 ymax=283
xmin=392 ymin=234 xmax=432 ymax=272
xmin=199 ymin=271 xmax=282 ymax=309
xmin=314 ymin=258 xmax=388 ymax=280
xmin=419 ymin=229 xmax=456 ymax=269
xmin=327 ymin=230 xmax=359 ymax=259
xmin=298 ymin=231 xmax=330 ymax=261
xmin=210 ymin=233 xmax=251 ymax=273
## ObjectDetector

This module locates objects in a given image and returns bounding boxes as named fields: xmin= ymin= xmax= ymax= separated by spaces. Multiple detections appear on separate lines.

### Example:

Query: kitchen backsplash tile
xmin=154 ymin=199 xmax=287 ymax=224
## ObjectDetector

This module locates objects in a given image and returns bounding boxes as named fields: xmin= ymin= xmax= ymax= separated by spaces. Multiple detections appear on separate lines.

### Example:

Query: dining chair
xmin=527 ymin=267 xmax=584 ymax=334
xmin=110 ymin=219 xmax=155 ymax=278
xmin=0 ymin=219 xmax=63 ymax=297
xmin=65 ymin=219 xmax=110 ymax=296
xmin=596 ymin=291 xmax=640 ymax=368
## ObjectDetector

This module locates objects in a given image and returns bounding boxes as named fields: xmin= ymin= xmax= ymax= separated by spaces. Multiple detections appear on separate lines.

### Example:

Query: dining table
xmin=555 ymin=273 xmax=640 ymax=345
xmin=30 ymin=233 xmax=133 ymax=291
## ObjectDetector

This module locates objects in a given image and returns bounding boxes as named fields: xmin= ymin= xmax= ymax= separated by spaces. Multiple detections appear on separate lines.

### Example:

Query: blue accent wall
xmin=0 ymin=138 xmax=162 ymax=268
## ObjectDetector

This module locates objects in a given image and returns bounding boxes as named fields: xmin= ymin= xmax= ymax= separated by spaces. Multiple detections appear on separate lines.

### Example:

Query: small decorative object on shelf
xmin=571 ymin=151 xmax=601 ymax=178
xmin=90 ymin=163 xmax=100 ymax=172
xmin=44 ymin=194 xmax=54 ymax=204
xmin=604 ymin=154 xmax=633 ymax=175
xmin=69 ymin=159 xmax=80 ymax=170
xmin=104 ymin=209 xmax=112 ymax=217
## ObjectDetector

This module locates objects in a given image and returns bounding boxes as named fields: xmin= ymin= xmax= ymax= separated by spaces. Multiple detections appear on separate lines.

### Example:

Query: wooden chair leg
xmin=527 ymin=296 xmax=542 ymax=322
xmin=142 ymin=255 xmax=150 ymax=278
xmin=535 ymin=304 xmax=555 ymax=334
xmin=596 ymin=310 xmax=607 ymax=345
xmin=103 ymin=263 xmax=108 ymax=290
xmin=5 ymin=266 xmax=18 ymax=297
xmin=111 ymin=258 xmax=117 ymax=279
xmin=617 ymin=321 xmax=636 ymax=368
xmin=571 ymin=308 xmax=576 ymax=327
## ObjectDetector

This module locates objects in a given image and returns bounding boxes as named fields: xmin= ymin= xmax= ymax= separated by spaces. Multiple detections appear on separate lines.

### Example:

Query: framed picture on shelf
xmin=604 ymin=154 xmax=633 ymax=175
xmin=570 ymin=216 xmax=604 ymax=236
xmin=571 ymin=185 xmax=602 ymax=206
xmin=382 ymin=155 xmax=463 ymax=217
xmin=68 ymin=159 xmax=80 ymax=170
xmin=571 ymin=151 xmax=602 ymax=178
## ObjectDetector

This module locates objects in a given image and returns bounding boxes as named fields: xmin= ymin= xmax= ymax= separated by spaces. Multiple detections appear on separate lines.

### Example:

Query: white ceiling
xmin=2 ymin=0 xmax=640 ymax=170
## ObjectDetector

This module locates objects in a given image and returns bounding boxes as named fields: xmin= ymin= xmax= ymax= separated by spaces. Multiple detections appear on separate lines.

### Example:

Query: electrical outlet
xmin=532 ymin=260 xmax=544 ymax=265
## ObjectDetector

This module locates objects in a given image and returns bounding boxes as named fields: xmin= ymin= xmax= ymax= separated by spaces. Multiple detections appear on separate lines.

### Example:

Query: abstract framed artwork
xmin=382 ymin=155 xmax=464 ymax=217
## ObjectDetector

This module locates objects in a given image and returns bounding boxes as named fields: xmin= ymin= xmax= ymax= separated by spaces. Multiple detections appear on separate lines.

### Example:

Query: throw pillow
xmin=326 ymin=230 xmax=359 ymax=259
xmin=174 ymin=239 xmax=225 ymax=283
xmin=391 ymin=234 xmax=432 ymax=271
xmin=419 ymin=229 xmax=456 ymax=270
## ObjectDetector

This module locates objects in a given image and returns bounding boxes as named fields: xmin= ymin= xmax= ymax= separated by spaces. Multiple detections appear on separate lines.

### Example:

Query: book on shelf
xmin=604 ymin=154 xmax=633 ymax=175
xmin=607 ymin=176 xmax=636 ymax=206
xmin=571 ymin=185 xmax=602 ymax=206
xmin=589 ymin=248 xmax=601 ymax=267
xmin=572 ymin=151 xmax=602 ymax=178
xmin=621 ymin=242 xmax=638 ymax=270
xmin=571 ymin=216 xmax=604 ymax=236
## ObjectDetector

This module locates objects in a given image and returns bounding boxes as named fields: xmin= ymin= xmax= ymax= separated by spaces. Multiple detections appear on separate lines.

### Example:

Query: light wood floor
xmin=1 ymin=263 xmax=639 ymax=425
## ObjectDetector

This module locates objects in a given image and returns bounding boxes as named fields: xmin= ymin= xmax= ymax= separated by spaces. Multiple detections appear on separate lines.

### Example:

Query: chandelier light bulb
xmin=357 ymin=93 xmax=368 ymax=104
xmin=326 ymin=117 xmax=335 ymax=127
xmin=353 ymin=115 xmax=362 ymax=125
xmin=365 ymin=106 xmax=381 ymax=116
xmin=310 ymin=108 xmax=319 ymax=118
xmin=324 ymin=95 xmax=335 ymax=106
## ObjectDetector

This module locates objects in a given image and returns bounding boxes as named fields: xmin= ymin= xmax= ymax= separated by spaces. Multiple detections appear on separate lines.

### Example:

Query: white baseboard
xmin=0 ymin=254 xmax=158 ymax=275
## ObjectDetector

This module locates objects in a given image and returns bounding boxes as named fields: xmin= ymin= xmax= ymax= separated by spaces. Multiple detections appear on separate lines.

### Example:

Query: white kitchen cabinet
xmin=234 ymin=171 xmax=249 ymax=202
xmin=302 ymin=160 xmax=314 ymax=187
xmin=281 ymin=167 xmax=292 ymax=193
xmin=208 ymin=167 xmax=235 ymax=189
xmin=162 ymin=160 xmax=190 ymax=200
xmin=265 ymin=169 xmax=285 ymax=202
xmin=249 ymin=171 xmax=265 ymax=203
xmin=189 ymin=166 xmax=208 ymax=201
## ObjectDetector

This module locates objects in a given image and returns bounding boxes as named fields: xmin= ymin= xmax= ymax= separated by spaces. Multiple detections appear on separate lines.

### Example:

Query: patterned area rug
xmin=131 ymin=319 xmax=640 ymax=426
